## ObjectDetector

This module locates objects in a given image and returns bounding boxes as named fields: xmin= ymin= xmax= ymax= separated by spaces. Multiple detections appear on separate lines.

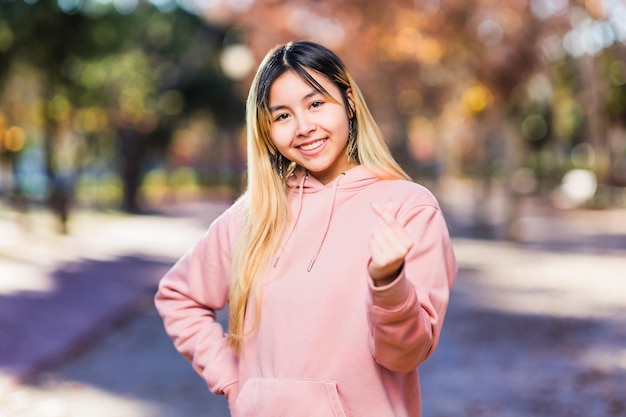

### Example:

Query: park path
xmin=1 ymin=198 xmax=625 ymax=417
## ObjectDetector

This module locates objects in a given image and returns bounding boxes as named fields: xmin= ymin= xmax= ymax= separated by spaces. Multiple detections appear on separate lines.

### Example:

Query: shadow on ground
xmin=20 ymin=262 xmax=625 ymax=417
xmin=3 ymin=208 xmax=626 ymax=417
xmin=30 ymin=299 xmax=229 ymax=417
xmin=0 ymin=255 xmax=172 ymax=382
xmin=0 ymin=252 xmax=230 ymax=416
xmin=420 ymin=267 xmax=626 ymax=417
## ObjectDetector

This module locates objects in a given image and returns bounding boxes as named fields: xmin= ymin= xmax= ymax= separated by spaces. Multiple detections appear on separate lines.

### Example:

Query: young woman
xmin=155 ymin=40 xmax=457 ymax=417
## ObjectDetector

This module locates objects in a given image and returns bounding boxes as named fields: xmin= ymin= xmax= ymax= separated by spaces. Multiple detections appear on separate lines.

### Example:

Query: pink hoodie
xmin=155 ymin=165 xmax=457 ymax=417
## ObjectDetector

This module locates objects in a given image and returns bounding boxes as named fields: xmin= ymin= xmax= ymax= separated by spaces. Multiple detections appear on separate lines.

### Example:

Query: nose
xmin=295 ymin=113 xmax=316 ymax=137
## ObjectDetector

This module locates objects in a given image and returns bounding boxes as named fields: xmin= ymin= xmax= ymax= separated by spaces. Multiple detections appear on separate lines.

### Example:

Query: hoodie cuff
xmin=368 ymin=268 xmax=410 ymax=310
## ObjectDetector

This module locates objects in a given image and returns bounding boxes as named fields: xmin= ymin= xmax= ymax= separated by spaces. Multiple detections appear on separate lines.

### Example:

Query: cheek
xmin=270 ymin=124 xmax=292 ymax=151
xmin=333 ymin=117 xmax=350 ymax=142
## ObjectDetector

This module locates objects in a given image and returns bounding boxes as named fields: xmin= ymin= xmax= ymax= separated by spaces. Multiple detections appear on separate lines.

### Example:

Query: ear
xmin=346 ymin=88 xmax=356 ymax=118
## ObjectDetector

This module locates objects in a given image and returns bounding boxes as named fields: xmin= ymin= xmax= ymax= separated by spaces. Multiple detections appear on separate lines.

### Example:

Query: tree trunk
xmin=119 ymin=128 xmax=147 ymax=213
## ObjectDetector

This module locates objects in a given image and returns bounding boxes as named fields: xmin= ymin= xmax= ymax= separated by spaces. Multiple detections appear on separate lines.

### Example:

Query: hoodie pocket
xmin=233 ymin=377 xmax=347 ymax=417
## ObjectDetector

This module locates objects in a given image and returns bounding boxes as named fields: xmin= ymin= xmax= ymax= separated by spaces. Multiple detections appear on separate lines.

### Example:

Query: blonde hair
xmin=228 ymin=41 xmax=410 ymax=352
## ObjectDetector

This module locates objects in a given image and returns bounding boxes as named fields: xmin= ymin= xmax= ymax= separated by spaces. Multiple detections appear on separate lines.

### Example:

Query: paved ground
xmin=1 ymin=194 xmax=626 ymax=417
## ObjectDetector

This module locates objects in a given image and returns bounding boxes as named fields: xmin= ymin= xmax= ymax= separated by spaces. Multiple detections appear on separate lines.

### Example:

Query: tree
xmin=215 ymin=0 xmax=625 ymax=226
xmin=0 ymin=0 xmax=244 ymax=230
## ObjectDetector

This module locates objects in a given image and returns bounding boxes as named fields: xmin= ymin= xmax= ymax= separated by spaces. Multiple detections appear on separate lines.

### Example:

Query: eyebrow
xmin=269 ymin=90 xmax=322 ymax=113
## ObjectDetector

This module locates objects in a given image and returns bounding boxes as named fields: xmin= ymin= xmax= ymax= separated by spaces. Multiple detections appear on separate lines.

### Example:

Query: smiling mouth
xmin=299 ymin=139 xmax=326 ymax=151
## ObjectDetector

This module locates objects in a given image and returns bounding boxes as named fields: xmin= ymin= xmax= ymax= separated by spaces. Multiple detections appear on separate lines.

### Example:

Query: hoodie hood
xmin=285 ymin=164 xmax=380 ymax=193
xmin=275 ymin=165 xmax=380 ymax=271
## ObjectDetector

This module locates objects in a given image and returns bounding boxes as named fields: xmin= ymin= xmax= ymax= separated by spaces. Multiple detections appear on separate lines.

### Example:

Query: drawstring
xmin=307 ymin=173 xmax=344 ymax=272
xmin=273 ymin=173 xmax=307 ymax=267
xmin=273 ymin=172 xmax=345 ymax=272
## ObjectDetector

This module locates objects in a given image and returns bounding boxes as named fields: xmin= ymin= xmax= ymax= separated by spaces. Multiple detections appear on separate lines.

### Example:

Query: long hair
xmin=228 ymin=40 xmax=410 ymax=352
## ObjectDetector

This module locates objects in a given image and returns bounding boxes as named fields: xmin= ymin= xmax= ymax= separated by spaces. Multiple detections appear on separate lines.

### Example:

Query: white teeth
xmin=300 ymin=139 xmax=325 ymax=151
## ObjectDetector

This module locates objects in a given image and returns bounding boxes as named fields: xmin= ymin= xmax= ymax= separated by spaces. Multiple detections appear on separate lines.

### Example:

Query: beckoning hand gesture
xmin=368 ymin=201 xmax=414 ymax=287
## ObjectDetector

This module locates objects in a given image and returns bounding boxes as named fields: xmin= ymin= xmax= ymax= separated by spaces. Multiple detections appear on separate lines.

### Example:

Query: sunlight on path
xmin=452 ymin=238 xmax=626 ymax=319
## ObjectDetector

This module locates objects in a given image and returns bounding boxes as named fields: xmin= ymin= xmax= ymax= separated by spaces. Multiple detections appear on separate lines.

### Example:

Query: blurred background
xmin=1 ymin=0 xmax=625 ymax=233
xmin=1 ymin=1 xmax=626 ymax=416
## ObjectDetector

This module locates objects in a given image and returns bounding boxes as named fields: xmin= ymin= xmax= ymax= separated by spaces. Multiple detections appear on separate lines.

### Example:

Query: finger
xmin=384 ymin=200 xmax=395 ymax=213
xmin=371 ymin=220 xmax=414 ymax=256
xmin=369 ymin=236 xmax=408 ymax=280
xmin=371 ymin=230 xmax=412 ymax=261
xmin=371 ymin=202 xmax=396 ymax=224
xmin=371 ymin=221 xmax=412 ymax=254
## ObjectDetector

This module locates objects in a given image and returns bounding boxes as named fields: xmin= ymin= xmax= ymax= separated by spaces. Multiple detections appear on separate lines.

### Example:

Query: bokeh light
xmin=219 ymin=44 xmax=255 ymax=81
xmin=0 ymin=0 xmax=624 ymax=217
xmin=560 ymin=168 xmax=598 ymax=207
xmin=462 ymin=84 xmax=494 ymax=114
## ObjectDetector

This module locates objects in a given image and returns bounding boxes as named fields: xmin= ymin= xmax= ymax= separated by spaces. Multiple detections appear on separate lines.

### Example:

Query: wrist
xmin=370 ymin=263 xmax=403 ymax=287
xmin=372 ymin=275 xmax=397 ymax=287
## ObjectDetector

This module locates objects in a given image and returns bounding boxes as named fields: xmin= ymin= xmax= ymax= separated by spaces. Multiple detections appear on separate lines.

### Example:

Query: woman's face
xmin=268 ymin=69 xmax=356 ymax=185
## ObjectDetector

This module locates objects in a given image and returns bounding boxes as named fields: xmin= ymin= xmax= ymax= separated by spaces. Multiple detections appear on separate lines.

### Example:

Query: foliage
xmin=229 ymin=0 xmax=626 ymax=200
xmin=1 ymin=0 xmax=626 ymax=232
xmin=0 ymin=0 xmax=243 ymax=223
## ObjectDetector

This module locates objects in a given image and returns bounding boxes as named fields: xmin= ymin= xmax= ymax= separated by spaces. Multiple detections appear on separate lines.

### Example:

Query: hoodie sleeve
xmin=367 ymin=202 xmax=457 ymax=373
xmin=154 ymin=203 xmax=241 ymax=398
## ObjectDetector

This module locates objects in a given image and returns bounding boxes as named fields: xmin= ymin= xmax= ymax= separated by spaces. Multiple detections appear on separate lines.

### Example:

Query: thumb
xmin=384 ymin=200 xmax=395 ymax=213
